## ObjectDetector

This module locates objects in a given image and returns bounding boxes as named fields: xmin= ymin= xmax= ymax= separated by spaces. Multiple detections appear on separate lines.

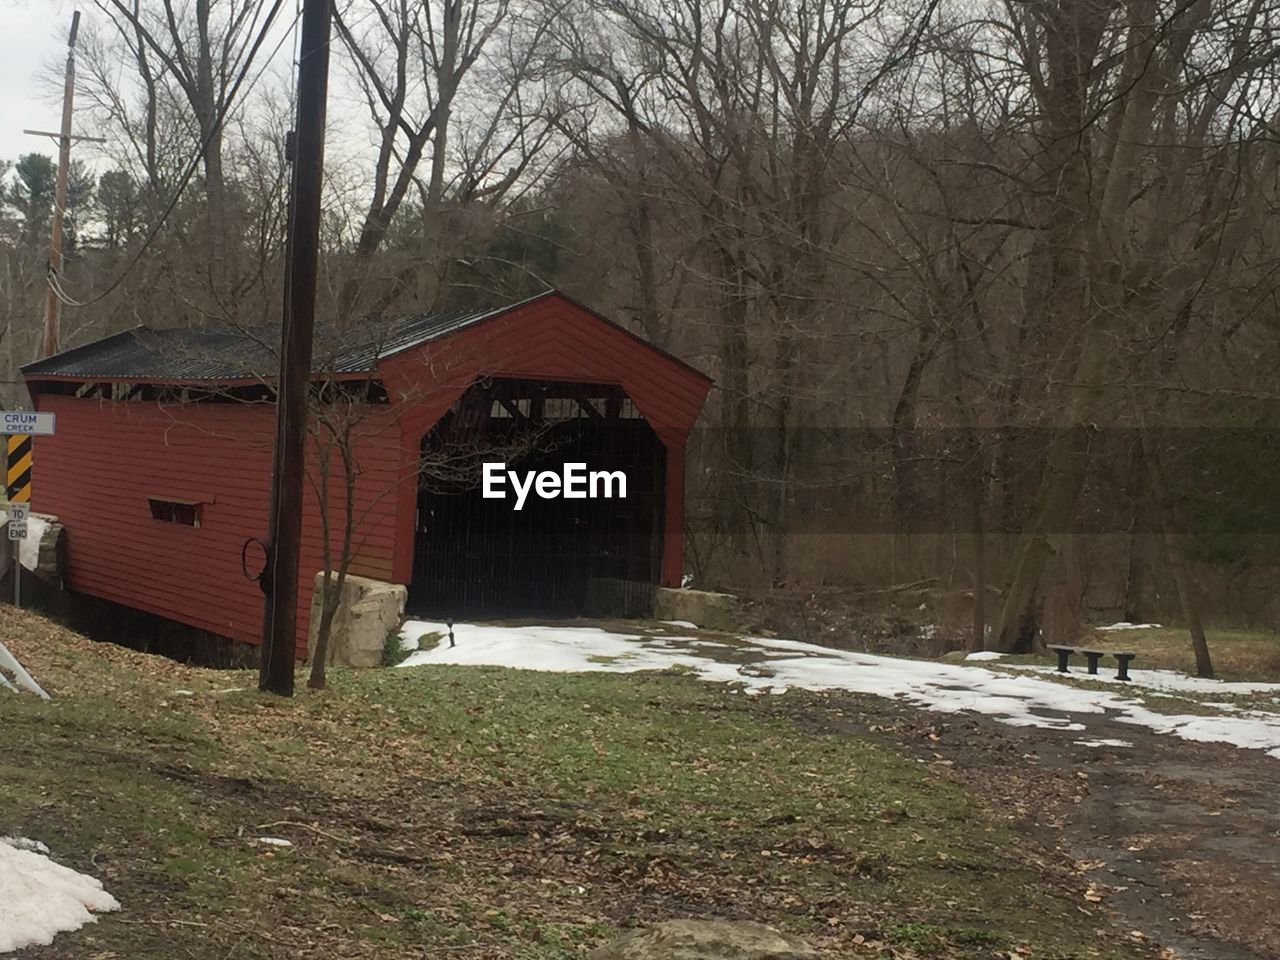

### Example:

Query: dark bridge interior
xmin=410 ymin=377 xmax=665 ymax=618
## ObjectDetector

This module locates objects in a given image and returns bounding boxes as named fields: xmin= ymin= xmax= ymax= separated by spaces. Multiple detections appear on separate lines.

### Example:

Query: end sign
xmin=6 ymin=501 xmax=29 ymax=540
xmin=2 ymin=412 xmax=55 ymax=436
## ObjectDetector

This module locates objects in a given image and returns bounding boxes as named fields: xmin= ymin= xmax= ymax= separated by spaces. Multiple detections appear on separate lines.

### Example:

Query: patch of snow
xmin=660 ymin=620 xmax=698 ymax=630
xmin=1097 ymin=621 xmax=1162 ymax=631
xmin=398 ymin=620 xmax=1280 ymax=759
xmin=965 ymin=651 xmax=1005 ymax=662
xmin=0 ymin=837 xmax=49 ymax=854
xmin=1005 ymin=663 xmax=1280 ymax=696
xmin=254 ymin=837 xmax=292 ymax=848
xmin=1074 ymin=738 xmax=1134 ymax=748
xmin=0 ymin=641 xmax=49 ymax=700
xmin=0 ymin=837 xmax=120 ymax=953
xmin=400 ymin=621 xmax=445 ymax=649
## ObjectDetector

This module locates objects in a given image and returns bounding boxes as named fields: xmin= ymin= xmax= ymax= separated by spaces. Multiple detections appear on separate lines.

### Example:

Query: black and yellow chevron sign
xmin=7 ymin=435 xmax=32 ymax=503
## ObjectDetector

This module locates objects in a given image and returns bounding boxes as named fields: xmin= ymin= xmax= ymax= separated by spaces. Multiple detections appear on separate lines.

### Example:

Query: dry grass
xmin=1 ymin=606 xmax=1159 ymax=960
xmin=1084 ymin=625 xmax=1280 ymax=681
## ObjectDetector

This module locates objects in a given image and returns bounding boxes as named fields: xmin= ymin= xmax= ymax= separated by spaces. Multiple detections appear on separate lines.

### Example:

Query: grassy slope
xmin=1 ymin=609 xmax=1151 ymax=960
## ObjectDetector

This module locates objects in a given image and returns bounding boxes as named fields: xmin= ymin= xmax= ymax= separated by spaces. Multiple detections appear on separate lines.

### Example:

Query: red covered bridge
xmin=21 ymin=292 xmax=712 ymax=655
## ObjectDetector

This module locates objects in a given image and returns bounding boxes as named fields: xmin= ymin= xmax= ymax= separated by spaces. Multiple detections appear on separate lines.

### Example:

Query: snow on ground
xmin=0 ymin=837 xmax=48 ymax=855
xmin=0 ymin=641 xmax=49 ymax=699
xmin=1075 ymin=739 xmax=1134 ymax=749
xmin=965 ymin=651 xmax=1005 ymax=662
xmin=0 ymin=837 xmax=120 ymax=953
xmin=1004 ymin=662 xmax=1280 ymax=696
xmin=1097 ymin=621 xmax=1163 ymax=631
xmin=401 ymin=620 xmax=449 ymax=649
xmin=399 ymin=621 xmax=1280 ymax=759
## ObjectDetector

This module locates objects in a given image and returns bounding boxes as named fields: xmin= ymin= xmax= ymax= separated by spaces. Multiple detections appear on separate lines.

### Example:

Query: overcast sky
xmin=1 ymin=0 xmax=307 ymax=169
xmin=1 ymin=0 xmax=536 ymax=213
xmin=1 ymin=0 xmax=75 ymax=161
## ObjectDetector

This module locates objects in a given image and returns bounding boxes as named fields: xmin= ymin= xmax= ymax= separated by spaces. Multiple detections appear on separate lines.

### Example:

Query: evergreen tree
xmin=96 ymin=169 xmax=139 ymax=249
xmin=10 ymin=153 xmax=56 ymax=249
xmin=64 ymin=160 xmax=97 ymax=253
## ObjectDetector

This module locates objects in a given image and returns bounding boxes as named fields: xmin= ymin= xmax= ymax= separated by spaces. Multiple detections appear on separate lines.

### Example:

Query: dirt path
xmin=790 ymin=692 xmax=1280 ymax=960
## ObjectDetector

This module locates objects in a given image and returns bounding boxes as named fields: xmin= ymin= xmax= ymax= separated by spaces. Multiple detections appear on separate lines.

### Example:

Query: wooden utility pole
xmin=24 ymin=12 xmax=104 ymax=360
xmin=259 ymin=0 xmax=334 ymax=696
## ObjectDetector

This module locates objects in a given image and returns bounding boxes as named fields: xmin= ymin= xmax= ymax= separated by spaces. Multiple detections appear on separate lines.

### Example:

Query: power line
xmin=47 ymin=0 xmax=294 ymax=310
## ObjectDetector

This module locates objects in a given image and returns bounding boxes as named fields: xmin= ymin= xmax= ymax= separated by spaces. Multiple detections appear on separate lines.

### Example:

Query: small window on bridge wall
xmin=147 ymin=497 xmax=203 ymax=528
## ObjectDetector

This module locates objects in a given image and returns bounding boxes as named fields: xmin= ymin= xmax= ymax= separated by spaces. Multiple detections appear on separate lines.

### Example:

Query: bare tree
xmin=92 ymin=0 xmax=273 ymax=276
xmin=333 ymin=0 xmax=563 ymax=315
xmin=989 ymin=0 xmax=1280 ymax=652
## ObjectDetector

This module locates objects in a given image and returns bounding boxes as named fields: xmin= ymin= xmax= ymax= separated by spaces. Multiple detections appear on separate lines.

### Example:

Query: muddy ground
xmin=785 ymin=692 xmax=1280 ymax=959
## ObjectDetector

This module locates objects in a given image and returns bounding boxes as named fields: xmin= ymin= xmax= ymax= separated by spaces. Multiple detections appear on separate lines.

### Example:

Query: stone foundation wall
xmin=652 ymin=587 xmax=740 ymax=631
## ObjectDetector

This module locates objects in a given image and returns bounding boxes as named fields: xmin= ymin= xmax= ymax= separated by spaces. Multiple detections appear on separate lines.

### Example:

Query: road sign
xmin=6 ymin=436 xmax=32 ymax=503
xmin=8 ymin=523 xmax=27 ymax=540
xmin=8 ymin=503 xmax=29 ymax=521
xmin=0 ymin=411 xmax=55 ymax=436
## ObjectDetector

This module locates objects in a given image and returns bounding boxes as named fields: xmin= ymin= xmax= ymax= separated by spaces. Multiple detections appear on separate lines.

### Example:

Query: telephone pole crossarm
xmin=21 ymin=129 xmax=105 ymax=144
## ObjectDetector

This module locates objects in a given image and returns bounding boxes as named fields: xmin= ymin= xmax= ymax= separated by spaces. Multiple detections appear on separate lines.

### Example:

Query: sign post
xmin=3 ymin=410 xmax=55 ymax=607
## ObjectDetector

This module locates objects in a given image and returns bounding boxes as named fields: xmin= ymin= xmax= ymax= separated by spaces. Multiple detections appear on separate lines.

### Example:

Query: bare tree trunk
xmin=1122 ymin=438 xmax=1148 ymax=622
xmin=988 ymin=0 xmax=1116 ymax=651
xmin=1143 ymin=434 xmax=1214 ymax=678
xmin=767 ymin=326 xmax=796 ymax=584
xmin=891 ymin=323 xmax=934 ymax=535
xmin=631 ymin=216 xmax=660 ymax=342
xmin=627 ymin=110 xmax=663 ymax=344
xmin=415 ymin=0 xmax=461 ymax=309
xmin=971 ymin=526 xmax=986 ymax=651
xmin=1160 ymin=527 xmax=1212 ymax=678
xmin=714 ymin=245 xmax=756 ymax=568
xmin=308 ymin=435 xmax=335 ymax=690
xmin=308 ymin=424 xmax=358 ymax=690
xmin=991 ymin=425 xmax=1084 ymax=651
xmin=194 ymin=0 xmax=227 ymax=277
xmin=309 ymin=580 xmax=341 ymax=687
xmin=964 ymin=420 xmax=986 ymax=652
